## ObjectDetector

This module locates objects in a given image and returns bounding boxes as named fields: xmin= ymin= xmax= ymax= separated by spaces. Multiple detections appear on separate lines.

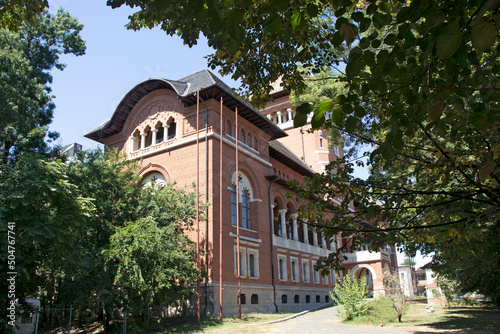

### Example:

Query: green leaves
xmin=291 ymin=10 xmax=304 ymax=31
xmin=436 ymin=22 xmax=462 ymax=59
xmin=264 ymin=15 xmax=282 ymax=34
xmin=471 ymin=19 xmax=497 ymax=53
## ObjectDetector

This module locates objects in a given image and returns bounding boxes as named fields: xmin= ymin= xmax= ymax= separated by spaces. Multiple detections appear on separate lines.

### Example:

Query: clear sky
xmin=47 ymin=0 xmax=240 ymax=150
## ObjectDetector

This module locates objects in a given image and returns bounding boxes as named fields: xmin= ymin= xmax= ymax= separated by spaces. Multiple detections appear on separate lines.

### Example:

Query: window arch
xmin=247 ymin=133 xmax=252 ymax=147
xmin=167 ymin=118 xmax=177 ymax=140
xmin=240 ymin=129 xmax=246 ymax=143
xmin=230 ymin=171 xmax=255 ymax=230
xmin=226 ymin=119 xmax=233 ymax=136
xmin=242 ymin=189 xmax=250 ymax=229
xmin=142 ymin=172 xmax=167 ymax=188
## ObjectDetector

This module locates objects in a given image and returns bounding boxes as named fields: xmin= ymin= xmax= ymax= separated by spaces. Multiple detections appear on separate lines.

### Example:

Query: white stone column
xmin=140 ymin=132 xmax=147 ymax=149
xmin=267 ymin=114 xmax=272 ymax=119
xmin=287 ymin=108 xmax=292 ymax=122
xmin=302 ymin=219 xmax=309 ymax=244
xmin=279 ymin=209 xmax=287 ymax=238
xmin=291 ymin=213 xmax=298 ymax=241
xmin=277 ymin=111 xmax=283 ymax=124
xmin=129 ymin=136 xmax=137 ymax=152
xmin=322 ymin=233 xmax=327 ymax=248
xmin=151 ymin=128 xmax=158 ymax=145
xmin=312 ymin=223 xmax=318 ymax=246
xmin=164 ymin=124 xmax=169 ymax=142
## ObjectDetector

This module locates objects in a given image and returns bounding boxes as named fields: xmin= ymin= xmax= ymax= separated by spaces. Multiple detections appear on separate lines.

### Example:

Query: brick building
xmin=85 ymin=69 xmax=398 ymax=316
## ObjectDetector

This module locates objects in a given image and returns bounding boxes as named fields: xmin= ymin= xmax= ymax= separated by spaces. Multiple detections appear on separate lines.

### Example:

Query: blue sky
xmin=48 ymin=0 xmax=239 ymax=150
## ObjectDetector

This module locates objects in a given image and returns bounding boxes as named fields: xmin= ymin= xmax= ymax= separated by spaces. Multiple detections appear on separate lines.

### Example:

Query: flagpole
xmin=219 ymin=97 xmax=224 ymax=320
xmin=235 ymin=107 xmax=241 ymax=319
xmin=196 ymin=86 xmax=201 ymax=326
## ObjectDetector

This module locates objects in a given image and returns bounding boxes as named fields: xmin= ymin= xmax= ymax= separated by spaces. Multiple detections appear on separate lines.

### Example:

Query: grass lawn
xmin=387 ymin=304 xmax=500 ymax=333
xmin=154 ymin=313 xmax=295 ymax=334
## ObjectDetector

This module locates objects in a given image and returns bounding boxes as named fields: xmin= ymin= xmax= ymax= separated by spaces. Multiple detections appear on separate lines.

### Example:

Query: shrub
xmin=347 ymin=297 xmax=399 ymax=326
xmin=330 ymin=270 xmax=370 ymax=321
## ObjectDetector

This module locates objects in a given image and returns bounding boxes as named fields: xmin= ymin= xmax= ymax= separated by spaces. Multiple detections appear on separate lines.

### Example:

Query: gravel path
xmin=252 ymin=306 xmax=433 ymax=334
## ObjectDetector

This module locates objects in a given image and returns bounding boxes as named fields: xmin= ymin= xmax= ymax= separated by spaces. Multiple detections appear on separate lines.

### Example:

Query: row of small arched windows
xmin=226 ymin=119 xmax=259 ymax=151
xmin=130 ymin=119 xmax=176 ymax=152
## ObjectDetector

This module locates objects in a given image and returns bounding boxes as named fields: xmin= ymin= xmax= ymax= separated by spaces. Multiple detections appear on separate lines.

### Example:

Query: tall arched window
xmin=242 ymin=189 xmax=250 ymax=229
xmin=231 ymin=184 xmax=237 ymax=226
xmin=230 ymin=171 xmax=256 ymax=230
xmin=240 ymin=129 xmax=246 ymax=143
xmin=247 ymin=133 xmax=252 ymax=147
xmin=167 ymin=120 xmax=176 ymax=140
xmin=156 ymin=126 xmax=164 ymax=144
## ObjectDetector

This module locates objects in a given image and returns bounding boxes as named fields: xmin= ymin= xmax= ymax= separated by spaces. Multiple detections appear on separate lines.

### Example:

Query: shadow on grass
xmin=159 ymin=314 xmax=268 ymax=333
xmin=413 ymin=307 xmax=500 ymax=334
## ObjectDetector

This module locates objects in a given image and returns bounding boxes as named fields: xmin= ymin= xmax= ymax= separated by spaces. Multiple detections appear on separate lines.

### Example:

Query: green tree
xmin=0 ymin=8 xmax=85 ymax=164
xmin=330 ymin=270 xmax=370 ymax=321
xmin=0 ymin=0 xmax=49 ymax=30
xmin=108 ymin=0 xmax=500 ymax=303
xmin=61 ymin=149 xmax=202 ymax=331
xmin=60 ymin=149 xmax=143 ymax=330
xmin=0 ymin=9 xmax=86 ymax=332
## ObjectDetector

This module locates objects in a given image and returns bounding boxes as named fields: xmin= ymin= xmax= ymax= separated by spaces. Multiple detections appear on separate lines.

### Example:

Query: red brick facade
xmin=86 ymin=70 xmax=398 ymax=315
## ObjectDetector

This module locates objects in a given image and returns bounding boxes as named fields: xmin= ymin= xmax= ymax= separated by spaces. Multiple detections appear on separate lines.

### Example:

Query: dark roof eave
xmin=84 ymin=70 xmax=287 ymax=142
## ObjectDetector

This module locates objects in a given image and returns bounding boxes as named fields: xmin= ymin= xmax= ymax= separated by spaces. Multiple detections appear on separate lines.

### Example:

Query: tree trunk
xmin=398 ymin=314 xmax=402 ymax=322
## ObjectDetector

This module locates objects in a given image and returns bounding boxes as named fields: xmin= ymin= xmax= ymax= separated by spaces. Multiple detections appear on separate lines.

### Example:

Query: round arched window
xmin=142 ymin=172 xmax=167 ymax=188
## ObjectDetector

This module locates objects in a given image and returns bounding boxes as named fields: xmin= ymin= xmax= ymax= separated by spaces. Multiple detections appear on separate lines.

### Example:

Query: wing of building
xmin=85 ymin=69 xmax=398 ymax=315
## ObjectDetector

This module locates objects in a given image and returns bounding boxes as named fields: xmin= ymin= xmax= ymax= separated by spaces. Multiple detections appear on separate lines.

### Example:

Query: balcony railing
xmin=273 ymin=235 xmax=332 ymax=257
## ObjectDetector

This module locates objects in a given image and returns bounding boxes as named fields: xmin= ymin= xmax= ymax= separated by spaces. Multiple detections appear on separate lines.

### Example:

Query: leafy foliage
xmin=0 ymin=0 xmax=49 ymax=30
xmin=0 ymin=9 xmax=85 ymax=164
xmin=330 ymin=270 xmax=370 ymax=321
xmin=60 ymin=149 xmax=202 ymax=327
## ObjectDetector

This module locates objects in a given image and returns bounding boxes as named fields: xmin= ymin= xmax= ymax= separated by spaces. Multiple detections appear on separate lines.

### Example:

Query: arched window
xmin=145 ymin=130 xmax=153 ymax=147
xmin=167 ymin=120 xmax=176 ymax=140
xmin=294 ymin=295 xmax=300 ymax=303
xmin=298 ymin=221 xmax=305 ymax=243
xmin=282 ymin=295 xmax=288 ymax=304
xmin=247 ymin=133 xmax=252 ymax=147
xmin=231 ymin=184 xmax=237 ymax=226
xmin=306 ymin=295 xmax=311 ymax=303
xmin=240 ymin=129 xmax=246 ymax=143
xmin=226 ymin=119 xmax=233 ymax=136
xmin=230 ymin=171 xmax=255 ymax=230
xmin=242 ymin=189 xmax=250 ymax=229
xmin=156 ymin=126 xmax=164 ymax=144
xmin=141 ymin=172 xmax=167 ymax=188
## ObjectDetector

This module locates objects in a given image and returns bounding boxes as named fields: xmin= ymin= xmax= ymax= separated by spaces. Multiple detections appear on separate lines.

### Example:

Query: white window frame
xmin=312 ymin=260 xmax=319 ymax=284
xmin=247 ymin=248 xmax=259 ymax=279
xmin=302 ymin=259 xmax=310 ymax=283
xmin=290 ymin=257 xmax=299 ymax=282
xmin=278 ymin=254 xmax=287 ymax=281
xmin=233 ymin=246 xmax=247 ymax=277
